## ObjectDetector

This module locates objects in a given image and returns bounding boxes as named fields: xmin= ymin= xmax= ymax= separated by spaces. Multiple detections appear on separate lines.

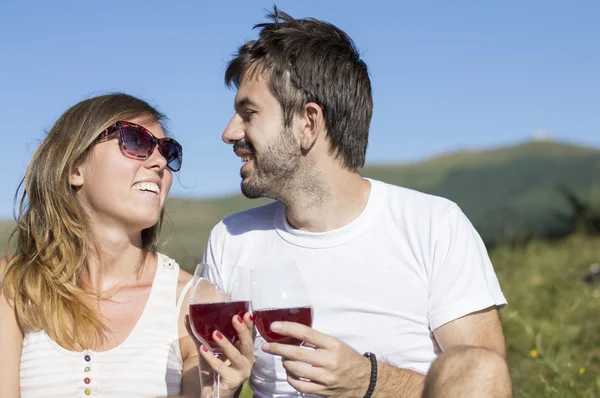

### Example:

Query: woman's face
xmin=72 ymin=116 xmax=173 ymax=236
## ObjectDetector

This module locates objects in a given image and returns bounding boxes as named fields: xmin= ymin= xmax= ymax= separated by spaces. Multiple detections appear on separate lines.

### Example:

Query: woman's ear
xmin=299 ymin=102 xmax=325 ymax=152
xmin=69 ymin=165 xmax=85 ymax=188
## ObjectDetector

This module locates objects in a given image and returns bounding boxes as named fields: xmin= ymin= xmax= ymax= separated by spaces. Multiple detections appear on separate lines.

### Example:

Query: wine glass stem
xmin=213 ymin=353 xmax=222 ymax=398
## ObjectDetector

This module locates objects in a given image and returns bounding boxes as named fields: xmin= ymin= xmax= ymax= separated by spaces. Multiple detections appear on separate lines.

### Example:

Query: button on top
xmin=84 ymin=355 xmax=91 ymax=362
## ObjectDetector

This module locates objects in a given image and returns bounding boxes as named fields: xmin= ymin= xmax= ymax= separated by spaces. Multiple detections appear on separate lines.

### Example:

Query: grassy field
xmin=493 ymin=235 xmax=599 ymax=397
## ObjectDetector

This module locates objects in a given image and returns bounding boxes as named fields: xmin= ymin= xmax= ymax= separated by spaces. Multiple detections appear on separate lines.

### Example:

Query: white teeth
xmin=133 ymin=182 xmax=160 ymax=194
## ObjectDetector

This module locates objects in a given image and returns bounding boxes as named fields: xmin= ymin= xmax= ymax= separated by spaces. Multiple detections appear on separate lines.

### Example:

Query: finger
xmin=247 ymin=312 xmax=258 ymax=340
xmin=244 ymin=311 xmax=254 ymax=329
xmin=197 ymin=346 xmax=247 ymax=395
xmin=262 ymin=342 xmax=328 ymax=367
xmin=197 ymin=344 xmax=232 ymax=377
xmin=269 ymin=322 xmax=333 ymax=349
xmin=211 ymin=330 xmax=249 ymax=371
xmin=231 ymin=315 xmax=255 ymax=363
xmin=286 ymin=374 xmax=325 ymax=396
xmin=233 ymin=314 xmax=253 ymax=349
xmin=282 ymin=358 xmax=327 ymax=384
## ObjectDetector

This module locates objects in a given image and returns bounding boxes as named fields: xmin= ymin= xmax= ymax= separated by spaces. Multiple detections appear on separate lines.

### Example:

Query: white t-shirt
xmin=202 ymin=178 xmax=507 ymax=398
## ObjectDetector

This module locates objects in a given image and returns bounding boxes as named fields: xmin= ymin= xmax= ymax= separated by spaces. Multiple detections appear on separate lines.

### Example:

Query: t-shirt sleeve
xmin=201 ymin=224 xmax=226 ymax=292
xmin=428 ymin=204 xmax=507 ymax=331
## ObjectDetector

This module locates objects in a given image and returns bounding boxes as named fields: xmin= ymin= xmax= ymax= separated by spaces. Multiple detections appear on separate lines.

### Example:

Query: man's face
xmin=222 ymin=73 xmax=301 ymax=199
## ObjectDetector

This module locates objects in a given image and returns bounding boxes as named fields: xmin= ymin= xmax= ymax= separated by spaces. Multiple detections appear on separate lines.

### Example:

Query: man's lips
xmin=233 ymin=141 xmax=255 ymax=159
xmin=235 ymin=149 xmax=253 ymax=158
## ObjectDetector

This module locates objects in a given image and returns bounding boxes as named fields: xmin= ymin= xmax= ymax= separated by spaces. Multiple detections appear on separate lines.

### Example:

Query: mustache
xmin=233 ymin=140 xmax=254 ymax=153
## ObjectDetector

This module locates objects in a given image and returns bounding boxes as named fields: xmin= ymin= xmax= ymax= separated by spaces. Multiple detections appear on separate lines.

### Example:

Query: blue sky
xmin=0 ymin=0 xmax=598 ymax=219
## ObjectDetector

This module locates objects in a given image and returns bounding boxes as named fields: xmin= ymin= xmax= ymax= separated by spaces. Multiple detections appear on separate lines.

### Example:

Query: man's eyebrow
xmin=234 ymin=97 xmax=259 ymax=111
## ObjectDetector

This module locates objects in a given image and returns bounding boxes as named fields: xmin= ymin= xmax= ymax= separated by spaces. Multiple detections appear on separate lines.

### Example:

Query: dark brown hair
xmin=225 ymin=7 xmax=373 ymax=170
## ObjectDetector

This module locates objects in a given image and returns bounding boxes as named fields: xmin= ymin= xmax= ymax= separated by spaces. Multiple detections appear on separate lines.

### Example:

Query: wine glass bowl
xmin=251 ymin=261 xmax=313 ymax=346
xmin=188 ymin=263 xmax=251 ymax=397
xmin=253 ymin=306 xmax=313 ymax=346
xmin=188 ymin=289 xmax=249 ymax=352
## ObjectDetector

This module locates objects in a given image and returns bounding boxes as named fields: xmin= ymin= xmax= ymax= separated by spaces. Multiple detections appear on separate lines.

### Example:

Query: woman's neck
xmin=84 ymin=226 xmax=147 ymax=295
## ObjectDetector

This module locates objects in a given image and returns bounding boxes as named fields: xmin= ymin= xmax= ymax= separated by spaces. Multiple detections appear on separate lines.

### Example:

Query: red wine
xmin=254 ymin=306 xmax=313 ymax=346
xmin=189 ymin=301 xmax=249 ymax=347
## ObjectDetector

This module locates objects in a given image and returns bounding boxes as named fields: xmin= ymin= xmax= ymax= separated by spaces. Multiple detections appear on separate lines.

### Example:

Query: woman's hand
xmin=185 ymin=312 xmax=255 ymax=398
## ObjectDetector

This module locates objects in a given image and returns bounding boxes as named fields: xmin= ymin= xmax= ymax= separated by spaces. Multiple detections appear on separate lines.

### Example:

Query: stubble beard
xmin=240 ymin=126 xmax=308 ymax=202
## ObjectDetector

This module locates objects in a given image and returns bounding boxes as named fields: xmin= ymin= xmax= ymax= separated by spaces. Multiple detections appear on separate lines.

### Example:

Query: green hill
xmin=363 ymin=140 xmax=600 ymax=243
xmin=145 ymin=140 xmax=600 ymax=266
xmin=2 ymin=140 xmax=600 ymax=264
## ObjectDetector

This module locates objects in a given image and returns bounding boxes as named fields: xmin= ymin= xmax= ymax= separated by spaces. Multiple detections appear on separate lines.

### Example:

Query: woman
xmin=0 ymin=93 xmax=254 ymax=397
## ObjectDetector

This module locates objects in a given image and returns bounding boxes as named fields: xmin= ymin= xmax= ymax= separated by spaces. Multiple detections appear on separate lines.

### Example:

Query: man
xmin=203 ymin=7 xmax=512 ymax=397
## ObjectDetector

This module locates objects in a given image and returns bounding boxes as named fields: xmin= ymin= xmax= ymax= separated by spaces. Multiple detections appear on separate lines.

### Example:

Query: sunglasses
xmin=96 ymin=121 xmax=182 ymax=172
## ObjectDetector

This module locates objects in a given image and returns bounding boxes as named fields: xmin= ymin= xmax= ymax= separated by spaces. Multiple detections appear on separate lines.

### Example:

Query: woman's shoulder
xmin=178 ymin=268 xmax=193 ymax=289
xmin=0 ymin=256 xmax=19 ymax=321
xmin=0 ymin=256 xmax=10 ymax=284
xmin=156 ymin=253 xmax=193 ymax=301
xmin=156 ymin=252 xmax=192 ymax=279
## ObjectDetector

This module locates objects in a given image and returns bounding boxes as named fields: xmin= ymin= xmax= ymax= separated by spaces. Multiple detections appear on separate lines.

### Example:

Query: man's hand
xmin=260 ymin=321 xmax=371 ymax=397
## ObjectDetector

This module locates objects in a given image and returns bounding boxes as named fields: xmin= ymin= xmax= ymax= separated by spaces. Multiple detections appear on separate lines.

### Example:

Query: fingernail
xmin=216 ymin=331 xmax=223 ymax=340
xmin=249 ymin=313 xmax=255 ymax=321
xmin=236 ymin=315 xmax=243 ymax=324
xmin=201 ymin=345 xmax=208 ymax=353
xmin=271 ymin=322 xmax=282 ymax=331
xmin=261 ymin=343 xmax=271 ymax=352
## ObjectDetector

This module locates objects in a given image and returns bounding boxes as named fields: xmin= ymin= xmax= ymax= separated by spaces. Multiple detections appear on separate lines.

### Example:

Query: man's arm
xmin=262 ymin=304 xmax=506 ymax=398
xmin=368 ymin=363 xmax=425 ymax=397
xmin=370 ymin=305 xmax=505 ymax=397
xmin=260 ymin=321 xmax=426 ymax=397
xmin=423 ymin=307 xmax=512 ymax=398
xmin=433 ymin=306 xmax=505 ymax=357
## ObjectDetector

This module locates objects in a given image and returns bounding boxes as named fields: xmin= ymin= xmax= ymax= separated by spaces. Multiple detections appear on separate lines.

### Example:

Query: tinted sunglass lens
xmin=159 ymin=140 xmax=182 ymax=171
xmin=121 ymin=127 xmax=154 ymax=158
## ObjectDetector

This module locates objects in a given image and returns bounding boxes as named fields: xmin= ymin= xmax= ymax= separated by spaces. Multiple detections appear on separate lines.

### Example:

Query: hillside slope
xmin=2 ymin=141 xmax=599 ymax=261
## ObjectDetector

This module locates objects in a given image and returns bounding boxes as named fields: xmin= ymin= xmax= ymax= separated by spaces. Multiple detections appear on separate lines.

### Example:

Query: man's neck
xmin=283 ymin=170 xmax=371 ymax=233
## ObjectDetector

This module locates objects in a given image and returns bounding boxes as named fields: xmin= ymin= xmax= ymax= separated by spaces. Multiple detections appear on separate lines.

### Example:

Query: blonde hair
xmin=1 ymin=93 xmax=168 ymax=350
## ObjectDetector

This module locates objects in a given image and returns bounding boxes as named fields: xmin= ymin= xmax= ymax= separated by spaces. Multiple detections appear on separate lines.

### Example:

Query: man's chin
xmin=240 ymin=180 xmax=265 ymax=199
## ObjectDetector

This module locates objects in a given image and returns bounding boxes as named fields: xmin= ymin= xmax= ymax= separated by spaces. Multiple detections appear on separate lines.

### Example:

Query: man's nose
xmin=222 ymin=114 xmax=245 ymax=144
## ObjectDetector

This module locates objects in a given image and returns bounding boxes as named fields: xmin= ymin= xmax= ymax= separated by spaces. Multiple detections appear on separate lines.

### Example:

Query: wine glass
xmin=251 ymin=261 xmax=313 ymax=396
xmin=189 ymin=263 xmax=250 ymax=398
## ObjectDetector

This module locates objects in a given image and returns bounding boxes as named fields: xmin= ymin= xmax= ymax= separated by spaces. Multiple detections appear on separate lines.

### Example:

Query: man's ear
xmin=299 ymin=102 xmax=325 ymax=152
xmin=69 ymin=165 xmax=85 ymax=188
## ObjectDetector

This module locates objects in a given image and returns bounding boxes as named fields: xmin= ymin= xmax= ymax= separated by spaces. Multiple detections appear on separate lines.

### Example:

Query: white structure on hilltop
xmin=532 ymin=129 xmax=554 ymax=142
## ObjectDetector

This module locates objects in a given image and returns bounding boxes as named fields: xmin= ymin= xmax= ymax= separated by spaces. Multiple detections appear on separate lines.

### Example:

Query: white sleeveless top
xmin=19 ymin=253 xmax=193 ymax=398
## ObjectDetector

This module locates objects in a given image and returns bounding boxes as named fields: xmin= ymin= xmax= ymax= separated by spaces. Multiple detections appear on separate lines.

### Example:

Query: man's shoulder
xmin=210 ymin=200 xmax=281 ymax=238
xmin=374 ymin=179 xmax=457 ymax=215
